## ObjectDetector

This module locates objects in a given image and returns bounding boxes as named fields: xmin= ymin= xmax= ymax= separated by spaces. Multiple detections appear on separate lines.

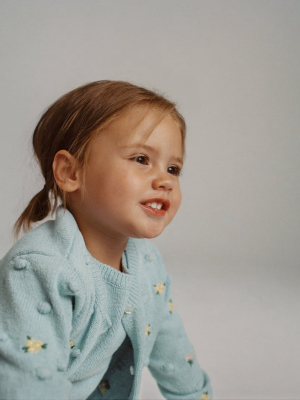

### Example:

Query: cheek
xmin=171 ymin=189 xmax=182 ymax=216
xmin=102 ymin=172 xmax=138 ymax=206
xmin=176 ymin=186 xmax=182 ymax=206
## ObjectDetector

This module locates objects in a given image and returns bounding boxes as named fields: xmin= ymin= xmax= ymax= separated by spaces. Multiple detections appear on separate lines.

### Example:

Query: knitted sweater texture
xmin=0 ymin=207 xmax=212 ymax=400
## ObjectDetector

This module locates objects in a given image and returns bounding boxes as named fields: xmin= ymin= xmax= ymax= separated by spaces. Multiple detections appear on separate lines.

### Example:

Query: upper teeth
xmin=146 ymin=202 xmax=163 ymax=210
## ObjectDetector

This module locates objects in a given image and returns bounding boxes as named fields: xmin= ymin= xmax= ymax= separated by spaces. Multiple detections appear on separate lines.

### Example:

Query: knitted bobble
xmin=68 ymin=281 xmax=80 ymax=294
xmin=10 ymin=259 xmax=30 ymax=270
xmin=144 ymin=253 xmax=154 ymax=262
xmin=162 ymin=363 xmax=174 ymax=372
xmin=57 ymin=363 xmax=66 ymax=372
xmin=36 ymin=367 xmax=52 ymax=380
xmin=37 ymin=301 xmax=52 ymax=314
xmin=71 ymin=349 xmax=81 ymax=358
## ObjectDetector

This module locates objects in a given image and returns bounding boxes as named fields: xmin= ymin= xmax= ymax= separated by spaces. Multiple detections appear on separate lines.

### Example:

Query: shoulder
xmin=0 ymin=249 xmax=79 ymax=307
xmin=0 ymin=208 xmax=86 ymax=287
xmin=0 ymin=220 xmax=85 ymax=325
xmin=3 ymin=208 xmax=80 ymax=260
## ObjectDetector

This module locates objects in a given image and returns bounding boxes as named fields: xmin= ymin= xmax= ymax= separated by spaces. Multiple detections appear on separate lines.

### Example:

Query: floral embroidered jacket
xmin=0 ymin=207 xmax=212 ymax=400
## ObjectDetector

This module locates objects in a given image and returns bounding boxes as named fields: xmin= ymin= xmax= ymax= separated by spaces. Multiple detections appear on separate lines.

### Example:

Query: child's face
xmin=73 ymin=107 xmax=183 ymax=241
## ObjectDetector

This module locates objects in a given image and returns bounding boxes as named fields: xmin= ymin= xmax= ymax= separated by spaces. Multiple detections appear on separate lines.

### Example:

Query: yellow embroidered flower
xmin=169 ymin=299 xmax=174 ymax=313
xmin=70 ymin=340 xmax=75 ymax=349
xmin=145 ymin=324 xmax=151 ymax=336
xmin=185 ymin=353 xmax=194 ymax=366
xmin=154 ymin=282 xmax=165 ymax=294
xmin=22 ymin=336 xmax=47 ymax=354
xmin=201 ymin=392 xmax=209 ymax=400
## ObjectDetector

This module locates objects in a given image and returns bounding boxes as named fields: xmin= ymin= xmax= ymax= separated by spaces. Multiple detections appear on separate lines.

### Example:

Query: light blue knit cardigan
xmin=0 ymin=207 xmax=212 ymax=400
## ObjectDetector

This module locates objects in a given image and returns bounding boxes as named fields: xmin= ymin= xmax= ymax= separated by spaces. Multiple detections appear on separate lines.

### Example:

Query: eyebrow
xmin=120 ymin=143 xmax=183 ymax=165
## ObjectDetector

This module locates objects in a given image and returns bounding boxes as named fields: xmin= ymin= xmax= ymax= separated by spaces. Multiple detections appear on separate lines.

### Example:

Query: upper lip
xmin=141 ymin=198 xmax=171 ymax=211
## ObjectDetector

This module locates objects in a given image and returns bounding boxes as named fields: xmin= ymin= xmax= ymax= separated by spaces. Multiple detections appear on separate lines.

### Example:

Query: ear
xmin=52 ymin=150 xmax=81 ymax=192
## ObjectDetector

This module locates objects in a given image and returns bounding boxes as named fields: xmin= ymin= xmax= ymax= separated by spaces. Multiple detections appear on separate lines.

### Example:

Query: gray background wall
xmin=1 ymin=1 xmax=299 ymax=398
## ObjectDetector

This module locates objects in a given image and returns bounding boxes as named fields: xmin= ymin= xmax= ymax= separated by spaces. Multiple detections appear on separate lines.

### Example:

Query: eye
xmin=167 ymin=165 xmax=182 ymax=176
xmin=131 ymin=155 xmax=149 ymax=165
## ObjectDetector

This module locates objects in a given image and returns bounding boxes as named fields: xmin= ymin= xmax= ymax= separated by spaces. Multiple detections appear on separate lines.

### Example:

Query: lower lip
xmin=141 ymin=204 xmax=166 ymax=217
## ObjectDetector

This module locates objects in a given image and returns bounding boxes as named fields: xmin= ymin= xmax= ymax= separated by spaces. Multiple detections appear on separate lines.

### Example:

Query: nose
xmin=152 ymin=170 xmax=173 ymax=191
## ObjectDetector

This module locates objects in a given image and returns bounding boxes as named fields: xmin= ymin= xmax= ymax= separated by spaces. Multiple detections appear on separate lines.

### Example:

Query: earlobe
xmin=52 ymin=150 xmax=81 ymax=192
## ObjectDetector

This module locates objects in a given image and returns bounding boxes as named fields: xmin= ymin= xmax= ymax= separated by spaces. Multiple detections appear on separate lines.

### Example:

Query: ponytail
xmin=13 ymin=184 xmax=52 ymax=239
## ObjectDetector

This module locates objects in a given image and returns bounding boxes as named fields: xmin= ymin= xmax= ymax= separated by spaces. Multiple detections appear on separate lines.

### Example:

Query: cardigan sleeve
xmin=0 ymin=252 xmax=74 ymax=400
xmin=148 ymin=273 xmax=212 ymax=400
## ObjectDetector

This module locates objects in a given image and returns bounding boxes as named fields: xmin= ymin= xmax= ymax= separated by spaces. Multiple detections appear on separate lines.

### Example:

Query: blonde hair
xmin=13 ymin=80 xmax=186 ymax=238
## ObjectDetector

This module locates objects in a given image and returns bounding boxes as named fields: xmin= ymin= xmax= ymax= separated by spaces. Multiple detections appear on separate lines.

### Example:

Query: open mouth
xmin=141 ymin=199 xmax=170 ymax=213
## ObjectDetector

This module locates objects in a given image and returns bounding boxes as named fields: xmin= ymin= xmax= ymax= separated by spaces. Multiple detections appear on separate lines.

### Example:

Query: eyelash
xmin=167 ymin=166 xmax=182 ymax=177
xmin=131 ymin=155 xmax=149 ymax=165
xmin=130 ymin=155 xmax=182 ymax=176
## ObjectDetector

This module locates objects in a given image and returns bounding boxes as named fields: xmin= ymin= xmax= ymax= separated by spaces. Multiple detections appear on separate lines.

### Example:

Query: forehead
xmin=103 ymin=106 xmax=182 ymax=149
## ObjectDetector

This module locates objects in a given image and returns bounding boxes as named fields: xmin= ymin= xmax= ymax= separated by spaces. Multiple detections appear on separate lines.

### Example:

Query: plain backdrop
xmin=0 ymin=1 xmax=299 ymax=399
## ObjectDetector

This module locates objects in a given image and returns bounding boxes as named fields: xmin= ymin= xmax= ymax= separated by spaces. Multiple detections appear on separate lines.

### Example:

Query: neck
xmin=71 ymin=211 xmax=128 ymax=272
xmin=86 ymin=235 xmax=128 ymax=272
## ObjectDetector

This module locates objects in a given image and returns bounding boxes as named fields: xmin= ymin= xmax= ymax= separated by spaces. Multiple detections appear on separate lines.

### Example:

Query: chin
xmin=141 ymin=226 xmax=166 ymax=239
xmin=141 ymin=232 xmax=161 ymax=239
xmin=129 ymin=227 xmax=164 ymax=240
xmin=128 ymin=220 xmax=169 ymax=240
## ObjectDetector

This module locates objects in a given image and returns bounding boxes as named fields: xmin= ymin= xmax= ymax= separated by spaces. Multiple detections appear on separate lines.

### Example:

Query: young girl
xmin=0 ymin=81 xmax=212 ymax=400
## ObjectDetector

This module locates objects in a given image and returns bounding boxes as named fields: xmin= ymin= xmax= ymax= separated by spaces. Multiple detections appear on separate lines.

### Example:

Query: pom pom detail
xmin=144 ymin=253 xmax=154 ymax=262
xmin=72 ymin=348 xmax=81 ymax=358
xmin=37 ymin=302 xmax=52 ymax=314
xmin=11 ymin=259 xmax=29 ymax=270
xmin=57 ymin=363 xmax=66 ymax=372
xmin=36 ymin=367 xmax=52 ymax=380
xmin=68 ymin=281 xmax=80 ymax=293
xmin=162 ymin=363 xmax=174 ymax=371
